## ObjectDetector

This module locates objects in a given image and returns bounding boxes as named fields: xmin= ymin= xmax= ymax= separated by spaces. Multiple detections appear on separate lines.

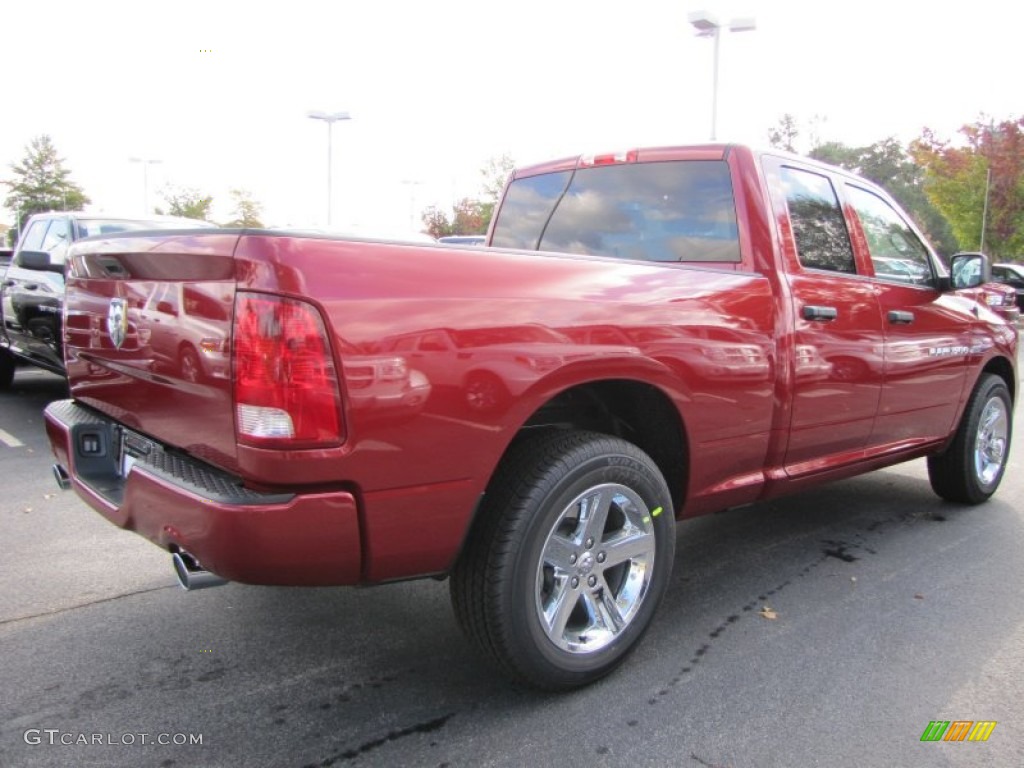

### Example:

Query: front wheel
xmin=179 ymin=346 xmax=203 ymax=384
xmin=450 ymin=430 xmax=676 ymax=690
xmin=928 ymin=373 xmax=1012 ymax=504
xmin=463 ymin=371 xmax=507 ymax=412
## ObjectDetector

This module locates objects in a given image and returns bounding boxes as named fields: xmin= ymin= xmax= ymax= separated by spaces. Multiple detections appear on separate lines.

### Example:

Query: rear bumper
xmin=44 ymin=399 xmax=362 ymax=586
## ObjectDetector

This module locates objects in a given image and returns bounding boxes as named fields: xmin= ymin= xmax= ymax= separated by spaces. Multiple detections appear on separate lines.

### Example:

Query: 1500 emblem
xmin=108 ymin=298 xmax=127 ymax=349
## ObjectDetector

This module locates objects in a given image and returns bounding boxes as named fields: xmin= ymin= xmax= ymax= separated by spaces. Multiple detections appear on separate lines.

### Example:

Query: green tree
xmin=478 ymin=153 xmax=515 ymax=230
xmin=911 ymin=117 xmax=1024 ymax=258
xmin=3 ymin=134 xmax=90 ymax=233
xmin=421 ymin=206 xmax=454 ymax=239
xmin=767 ymin=113 xmax=826 ymax=155
xmin=225 ymin=188 xmax=264 ymax=227
xmin=422 ymin=154 xmax=517 ymax=239
xmin=811 ymin=138 xmax=958 ymax=256
xmin=421 ymin=197 xmax=489 ymax=238
xmin=156 ymin=185 xmax=213 ymax=221
xmin=767 ymin=113 xmax=800 ymax=153
xmin=452 ymin=198 xmax=488 ymax=235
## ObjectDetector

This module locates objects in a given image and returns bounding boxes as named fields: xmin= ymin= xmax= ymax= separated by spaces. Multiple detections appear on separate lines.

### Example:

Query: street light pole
xmin=401 ymin=180 xmax=423 ymax=230
xmin=129 ymin=157 xmax=162 ymax=214
xmin=688 ymin=11 xmax=756 ymax=141
xmin=980 ymin=166 xmax=992 ymax=252
xmin=307 ymin=110 xmax=352 ymax=226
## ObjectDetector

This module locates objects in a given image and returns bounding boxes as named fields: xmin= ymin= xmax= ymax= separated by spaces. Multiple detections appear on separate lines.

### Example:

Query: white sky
xmin=1 ymin=0 xmax=1020 ymax=233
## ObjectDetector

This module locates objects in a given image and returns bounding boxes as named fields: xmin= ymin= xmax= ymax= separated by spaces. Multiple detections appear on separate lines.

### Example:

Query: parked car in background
xmin=0 ymin=211 xmax=213 ymax=388
xmin=992 ymin=262 xmax=1024 ymax=312
xmin=376 ymin=324 xmax=600 ymax=412
xmin=136 ymin=281 xmax=233 ymax=383
xmin=949 ymin=252 xmax=1021 ymax=324
xmin=438 ymin=235 xmax=486 ymax=246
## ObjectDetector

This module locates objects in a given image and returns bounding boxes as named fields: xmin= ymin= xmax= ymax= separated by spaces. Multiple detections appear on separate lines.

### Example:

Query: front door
xmin=842 ymin=183 xmax=971 ymax=445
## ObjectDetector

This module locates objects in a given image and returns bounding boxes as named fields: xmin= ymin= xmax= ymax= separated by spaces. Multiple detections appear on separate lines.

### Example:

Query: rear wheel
xmin=928 ymin=374 xmax=1012 ymax=504
xmin=450 ymin=430 xmax=675 ymax=690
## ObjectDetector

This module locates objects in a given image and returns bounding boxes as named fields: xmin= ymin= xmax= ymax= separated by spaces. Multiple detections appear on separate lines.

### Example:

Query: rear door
xmin=764 ymin=159 xmax=886 ymax=472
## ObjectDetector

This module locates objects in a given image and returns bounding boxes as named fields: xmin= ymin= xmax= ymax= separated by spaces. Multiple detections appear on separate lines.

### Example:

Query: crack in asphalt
xmin=0 ymin=585 xmax=174 ymax=627
xmin=691 ymin=754 xmax=733 ymax=768
xmin=643 ymin=532 xmax=885 ymax=708
xmin=302 ymin=712 xmax=456 ymax=767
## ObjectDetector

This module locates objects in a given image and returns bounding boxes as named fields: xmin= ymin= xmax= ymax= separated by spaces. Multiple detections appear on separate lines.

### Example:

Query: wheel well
xmin=983 ymin=356 xmax=1016 ymax=403
xmin=517 ymin=380 xmax=688 ymax=513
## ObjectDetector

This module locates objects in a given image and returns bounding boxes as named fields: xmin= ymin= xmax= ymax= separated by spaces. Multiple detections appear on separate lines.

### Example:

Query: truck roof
xmin=509 ymin=143 xmax=867 ymax=184
xmin=23 ymin=210 xmax=213 ymax=227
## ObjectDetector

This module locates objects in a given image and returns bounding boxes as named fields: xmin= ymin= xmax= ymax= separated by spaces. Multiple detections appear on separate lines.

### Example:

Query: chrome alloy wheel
xmin=974 ymin=395 xmax=1009 ymax=486
xmin=535 ymin=483 xmax=657 ymax=654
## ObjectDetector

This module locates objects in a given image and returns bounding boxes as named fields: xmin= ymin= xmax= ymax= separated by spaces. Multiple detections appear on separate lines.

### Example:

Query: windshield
xmin=76 ymin=218 xmax=208 ymax=238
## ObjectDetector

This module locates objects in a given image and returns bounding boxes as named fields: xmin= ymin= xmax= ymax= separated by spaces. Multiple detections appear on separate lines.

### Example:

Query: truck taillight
xmin=233 ymin=293 xmax=344 ymax=449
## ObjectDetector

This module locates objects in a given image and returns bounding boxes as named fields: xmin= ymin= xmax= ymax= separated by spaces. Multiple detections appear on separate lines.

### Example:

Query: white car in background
xmin=992 ymin=262 xmax=1024 ymax=312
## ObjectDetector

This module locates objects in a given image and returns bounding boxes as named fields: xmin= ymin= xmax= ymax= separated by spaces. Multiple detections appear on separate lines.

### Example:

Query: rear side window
xmin=491 ymin=160 xmax=741 ymax=263
xmin=490 ymin=171 xmax=572 ymax=250
xmin=992 ymin=265 xmax=1024 ymax=285
xmin=780 ymin=167 xmax=855 ymax=274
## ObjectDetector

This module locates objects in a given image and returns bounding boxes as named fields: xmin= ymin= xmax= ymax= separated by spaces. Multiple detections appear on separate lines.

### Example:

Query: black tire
xmin=0 ymin=349 xmax=15 ymax=390
xmin=928 ymin=373 xmax=1012 ymax=504
xmin=450 ymin=429 xmax=676 ymax=690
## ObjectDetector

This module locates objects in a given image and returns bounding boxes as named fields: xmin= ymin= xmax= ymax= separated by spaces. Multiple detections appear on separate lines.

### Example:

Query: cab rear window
xmin=491 ymin=160 xmax=741 ymax=263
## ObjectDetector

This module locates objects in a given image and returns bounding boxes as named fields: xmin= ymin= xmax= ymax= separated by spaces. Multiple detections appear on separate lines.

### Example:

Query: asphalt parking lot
xmin=1 ymin=363 xmax=1022 ymax=768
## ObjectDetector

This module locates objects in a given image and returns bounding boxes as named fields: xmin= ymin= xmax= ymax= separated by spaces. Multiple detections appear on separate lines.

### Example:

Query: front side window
xmin=19 ymin=219 xmax=50 ymax=252
xmin=40 ymin=217 xmax=70 ymax=261
xmin=780 ymin=167 xmax=856 ymax=273
xmin=491 ymin=160 xmax=741 ymax=263
xmin=846 ymin=185 xmax=933 ymax=286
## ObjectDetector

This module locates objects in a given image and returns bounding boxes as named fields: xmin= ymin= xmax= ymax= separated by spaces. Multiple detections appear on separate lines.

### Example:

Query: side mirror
xmin=948 ymin=252 xmax=991 ymax=290
xmin=16 ymin=250 xmax=65 ymax=275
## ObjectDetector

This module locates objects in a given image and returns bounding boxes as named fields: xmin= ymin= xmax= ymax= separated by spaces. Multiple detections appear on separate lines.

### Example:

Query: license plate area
xmin=119 ymin=428 xmax=154 ymax=479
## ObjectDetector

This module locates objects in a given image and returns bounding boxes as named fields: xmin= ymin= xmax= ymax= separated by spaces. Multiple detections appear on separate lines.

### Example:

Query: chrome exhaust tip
xmin=52 ymin=464 xmax=72 ymax=491
xmin=172 ymin=550 xmax=227 ymax=591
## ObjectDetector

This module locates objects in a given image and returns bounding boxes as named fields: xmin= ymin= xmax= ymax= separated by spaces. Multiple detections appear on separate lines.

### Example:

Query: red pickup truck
xmin=45 ymin=144 xmax=1017 ymax=690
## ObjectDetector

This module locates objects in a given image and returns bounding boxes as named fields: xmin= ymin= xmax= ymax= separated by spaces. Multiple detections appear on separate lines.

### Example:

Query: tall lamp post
xmin=401 ymin=180 xmax=423 ymax=230
xmin=688 ymin=11 xmax=756 ymax=141
xmin=129 ymin=157 xmax=162 ymax=214
xmin=307 ymin=110 xmax=352 ymax=226
xmin=980 ymin=166 xmax=992 ymax=252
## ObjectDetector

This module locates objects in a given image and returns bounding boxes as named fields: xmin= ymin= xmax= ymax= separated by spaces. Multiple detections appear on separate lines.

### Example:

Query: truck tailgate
xmin=63 ymin=231 xmax=241 ymax=472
